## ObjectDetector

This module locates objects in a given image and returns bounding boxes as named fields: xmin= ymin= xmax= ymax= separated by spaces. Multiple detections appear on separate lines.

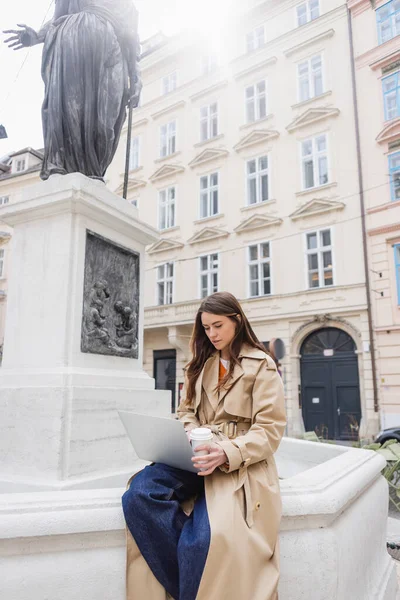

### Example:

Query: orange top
xmin=218 ymin=360 xmax=228 ymax=383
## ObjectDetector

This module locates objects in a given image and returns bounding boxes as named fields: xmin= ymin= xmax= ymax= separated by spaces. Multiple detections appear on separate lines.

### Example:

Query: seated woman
xmin=122 ymin=291 xmax=286 ymax=600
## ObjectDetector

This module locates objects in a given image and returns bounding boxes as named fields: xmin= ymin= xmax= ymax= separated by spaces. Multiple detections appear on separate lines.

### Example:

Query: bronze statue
xmin=3 ymin=0 xmax=141 ymax=181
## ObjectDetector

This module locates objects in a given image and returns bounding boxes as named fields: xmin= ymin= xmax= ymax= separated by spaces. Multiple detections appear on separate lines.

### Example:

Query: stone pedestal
xmin=0 ymin=174 xmax=170 ymax=488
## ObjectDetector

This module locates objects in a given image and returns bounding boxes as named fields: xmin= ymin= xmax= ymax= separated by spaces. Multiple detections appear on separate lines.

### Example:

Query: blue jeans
xmin=122 ymin=463 xmax=211 ymax=600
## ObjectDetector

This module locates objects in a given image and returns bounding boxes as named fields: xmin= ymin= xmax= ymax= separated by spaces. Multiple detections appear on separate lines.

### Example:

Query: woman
xmin=4 ymin=0 xmax=141 ymax=181
xmin=123 ymin=292 xmax=286 ymax=600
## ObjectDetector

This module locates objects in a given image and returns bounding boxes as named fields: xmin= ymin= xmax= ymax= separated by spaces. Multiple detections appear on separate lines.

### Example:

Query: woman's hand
xmin=192 ymin=443 xmax=228 ymax=476
xmin=3 ymin=24 xmax=39 ymax=50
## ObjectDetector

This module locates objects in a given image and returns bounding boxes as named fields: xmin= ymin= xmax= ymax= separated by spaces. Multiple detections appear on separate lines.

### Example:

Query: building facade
xmin=0 ymin=148 xmax=42 ymax=357
xmin=348 ymin=0 xmax=400 ymax=429
xmin=107 ymin=0 xmax=380 ymax=439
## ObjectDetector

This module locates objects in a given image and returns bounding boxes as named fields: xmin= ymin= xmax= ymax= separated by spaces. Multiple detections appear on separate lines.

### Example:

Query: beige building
xmin=349 ymin=0 xmax=400 ymax=429
xmin=106 ymin=0 xmax=379 ymax=439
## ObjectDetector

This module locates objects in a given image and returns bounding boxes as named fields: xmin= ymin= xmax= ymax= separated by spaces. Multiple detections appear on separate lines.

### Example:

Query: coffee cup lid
xmin=190 ymin=427 xmax=213 ymax=439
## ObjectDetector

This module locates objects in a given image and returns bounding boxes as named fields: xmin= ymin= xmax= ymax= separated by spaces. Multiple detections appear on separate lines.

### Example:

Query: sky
xmin=0 ymin=0 xmax=232 ymax=158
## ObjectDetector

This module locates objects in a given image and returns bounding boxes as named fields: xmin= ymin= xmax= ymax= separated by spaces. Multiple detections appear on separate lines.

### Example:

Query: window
xmin=377 ymin=0 xmax=400 ymax=44
xmin=298 ymin=54 xmax=323 ymax=102
xmin=202 ymin=54 xmax=218 ymax=75
xmin=0 ymin=196 xmax=9 ymax=206
xmin=245 ymin=80 xmax=268 ymax=123
xmin=0 ymin=249 xmax=4 ymax=278
xmin=158 ymin=187 xmax=176 ymax=230
xmin=248 ymin=242 xmax=271 ymax=297
xmin=247 ymin=156 xmax=269 ymax=205
xmin=129 ymin=136 xmax=140 ymax=170
xmin=246 ymin=26 xmax=265 ymax=53
xmin=157 ymin=263 xmax=174 ymax=305
xmin=14 ymin=159 xmax=26 ymax=173
xmin=199 ymin=254 xmax=219 ymax=298
xmin=383 ymin=71 xmax=400 ymax=121
xmin=389 ymin=152 xmax=400 ymax=201
xmin=161 ymin=71 xmax=177 ymax=95
xmin=296 ymin=0 xmax=320 ymax=26
xmin=394 ymin=244 xmax=400 ymax=304
xmin=200 ymin=103 xmax=218 ymax=141
xmin=160 ymin=120 xmax=176 ymax=158
xmin=301 ymin=134 xmax=329 ymax=190
xmin=306 ymin=229 xmax=334 ymax=289
xmin=200 ymin=172 xmax=219 ymax=218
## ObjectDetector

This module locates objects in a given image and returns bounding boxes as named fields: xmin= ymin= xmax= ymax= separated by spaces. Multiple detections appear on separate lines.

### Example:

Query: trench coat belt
xmin=200 ymin=422 xmax=254 ymax=528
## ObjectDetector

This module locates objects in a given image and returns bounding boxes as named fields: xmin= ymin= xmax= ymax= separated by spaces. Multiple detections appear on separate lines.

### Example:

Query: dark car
xmin=376 ymin=427 xmax=400 ymax=444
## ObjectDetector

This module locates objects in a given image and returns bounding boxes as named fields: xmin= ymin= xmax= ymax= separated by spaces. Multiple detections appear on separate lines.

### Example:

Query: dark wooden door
xmin=301 ymin=328 xmax=361 ymax=441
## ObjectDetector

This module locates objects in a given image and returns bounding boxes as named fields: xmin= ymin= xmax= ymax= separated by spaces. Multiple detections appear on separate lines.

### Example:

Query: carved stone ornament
xmin=291 ymin=314 xmax=362 ymax=345
xmin=81 ymin=231 xmax=140 ymax=359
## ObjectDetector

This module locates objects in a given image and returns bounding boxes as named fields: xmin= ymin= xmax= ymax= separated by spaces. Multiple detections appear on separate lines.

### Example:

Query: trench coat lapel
xmin=201 ymin=353 xmax=220 ymax=411
xmin=194 ymin=354 xmax=217 ymax=411
xmin=218 ymin=360 xmax=244 ymax=405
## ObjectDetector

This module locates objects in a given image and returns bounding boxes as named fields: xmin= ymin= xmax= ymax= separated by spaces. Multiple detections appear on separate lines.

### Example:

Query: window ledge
xmin=155 ymin=151 xmax=181 ymax=164
xmin=194 ymin=134 xmax=224 ymax=148
xmin=159 ymin=226 xmax=180 ymax=234
xmin=291 ymin=91 xmax=333 ymax=110
xmin=239 ymin=114 xmax=274 ymax=131
xmin=240 ymin=199 xmax=277 ymax=212
xmin=304 ymin=284 xmax=337 ymax=293
xmin=296 ymin=182 xmax=337 ymax=197
xmin=193 ymin=213 xmax=225 ymax=224
xmin=120 ymin=166 xmax=143 ymax=177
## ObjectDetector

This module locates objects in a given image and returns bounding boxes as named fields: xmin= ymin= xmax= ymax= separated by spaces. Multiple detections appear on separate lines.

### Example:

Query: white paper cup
xmin=190 ymin=428 xmax=213 ymax=470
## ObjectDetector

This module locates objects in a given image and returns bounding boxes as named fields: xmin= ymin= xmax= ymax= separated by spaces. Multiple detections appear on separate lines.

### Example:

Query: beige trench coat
xmin=126 ymin=345 xmax=286 ymax=600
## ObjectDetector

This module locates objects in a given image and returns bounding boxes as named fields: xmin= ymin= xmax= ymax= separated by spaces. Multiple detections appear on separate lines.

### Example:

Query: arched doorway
xmin=300 ymin=327 xmax=361 ymax=441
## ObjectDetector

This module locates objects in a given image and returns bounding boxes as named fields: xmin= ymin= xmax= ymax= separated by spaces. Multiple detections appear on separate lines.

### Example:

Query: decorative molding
xmin=234 ymin=214 xmax=283 ymax=233
xmin=347 ymin=0 xmax=372 ymax=16
xmin=287 ymin=107 xmax=340 ymax=132
xmin=188 ymin=226 xmax=229 ymax=244
xmin=370 ymin=49 xmax=400 ymax=72
xmin=234 ymin=57 xmax=277 ymax=81
xmin=284 ymin=29 xmax=335 ymax=58
xmin=149 ymin=164 xmax=185 ymax=182
xmin=291 ymin=314 xmax=362 ymax=346
xmin=189 ymin=148 xmax=229 ymax=168
xmin=114 ymin=178 xmax=147 ymax=195
xmin=151 ymin=101 xmax=186 ymax=121
xmin=368 ymin=222 xmax=400 ymax=236
xmin=148 ymin=238 xmax=184 ymax=254
xmin=0 ymin=231 xmax=11 ymax=241
xmin=193 ymin=213 xmax=224 ymax=225
xmin=356 ymin=36 xmax=400 ymax=70
xmin=290 ymin=198 xmax=345 ymax=220
xmin=376 ymin=118 xmax=400 ymax=144
xmin=234 ymin=129 xmax=280 ymax=152
xmin=190 ymin=80 xmax=229 ymax=103
xmin=291 ymin=91 xmax=333 ymax=110
xmin=132 ymin=118 xmax=149 ymax=129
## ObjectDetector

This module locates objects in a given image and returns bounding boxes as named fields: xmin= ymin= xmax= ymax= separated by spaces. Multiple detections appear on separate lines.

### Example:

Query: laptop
xmin=119 ymin=411 xmax=198 ymax=473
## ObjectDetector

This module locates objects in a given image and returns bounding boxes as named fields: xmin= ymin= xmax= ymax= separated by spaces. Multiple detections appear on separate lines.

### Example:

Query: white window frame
xmin=296 ymin=0 xmax=320 ymax=26
xmin=158 ymin=186 xmax=176 ymax=230
xmin=160 ymin=120 xmax=177 ymax=158
xmin=199 ymin=172 xmax=219 ymax=219
xmin=200 ymin=103 xmax=218 ymax=142
xmin=129 ymin=135 xmax=141 ymax=171
xmin=202 ymin=54 xmax=218 ymax=75
xmin=0 ymin=196 xmax=9 ymax=206
xmin=199 ymin=253 xmax=219 ymax=298
xmin=161 ymin=71 xmax=177 ymax=95
xmin=297 ymin=54 xmax=324 ymax=103
xmin=0 ymin=248 xmax=5 ymax=279
xmin=304 ymin=228 xmax=335 ymax=289
xmin=156 ymin=262 xmax=174 ymax=305
xmin=300 ymin=133 xmax=329 ymax=190
xmin=14 ymin=158 xmax=26 ymax=173
xmin=246 ymin=25 xmax=265 ymax=53
xmin=245 ymin=80 xmax=268 ymax=123
xmin=246 ymin=155 xmax=270 ymax=206
xmin=248 ymin=241 xmax=272 ymax=298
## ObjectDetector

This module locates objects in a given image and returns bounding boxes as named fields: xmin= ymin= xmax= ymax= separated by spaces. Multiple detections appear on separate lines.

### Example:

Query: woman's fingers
xmin=4 ymin=35 xmax=20 ymax=42
xmin=3 ymin=29 xmax=21 ymax=35
xmin=9 ymin=41 xmax=21 ymax=48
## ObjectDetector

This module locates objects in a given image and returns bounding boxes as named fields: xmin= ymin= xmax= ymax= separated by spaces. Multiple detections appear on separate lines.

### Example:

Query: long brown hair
xmin=184 ymin=292 xmax=267 ymax=405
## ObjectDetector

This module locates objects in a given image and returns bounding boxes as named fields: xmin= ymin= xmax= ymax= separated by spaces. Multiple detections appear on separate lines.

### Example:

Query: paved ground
xmin=387 ymin=517 xmax=400 ymax=598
